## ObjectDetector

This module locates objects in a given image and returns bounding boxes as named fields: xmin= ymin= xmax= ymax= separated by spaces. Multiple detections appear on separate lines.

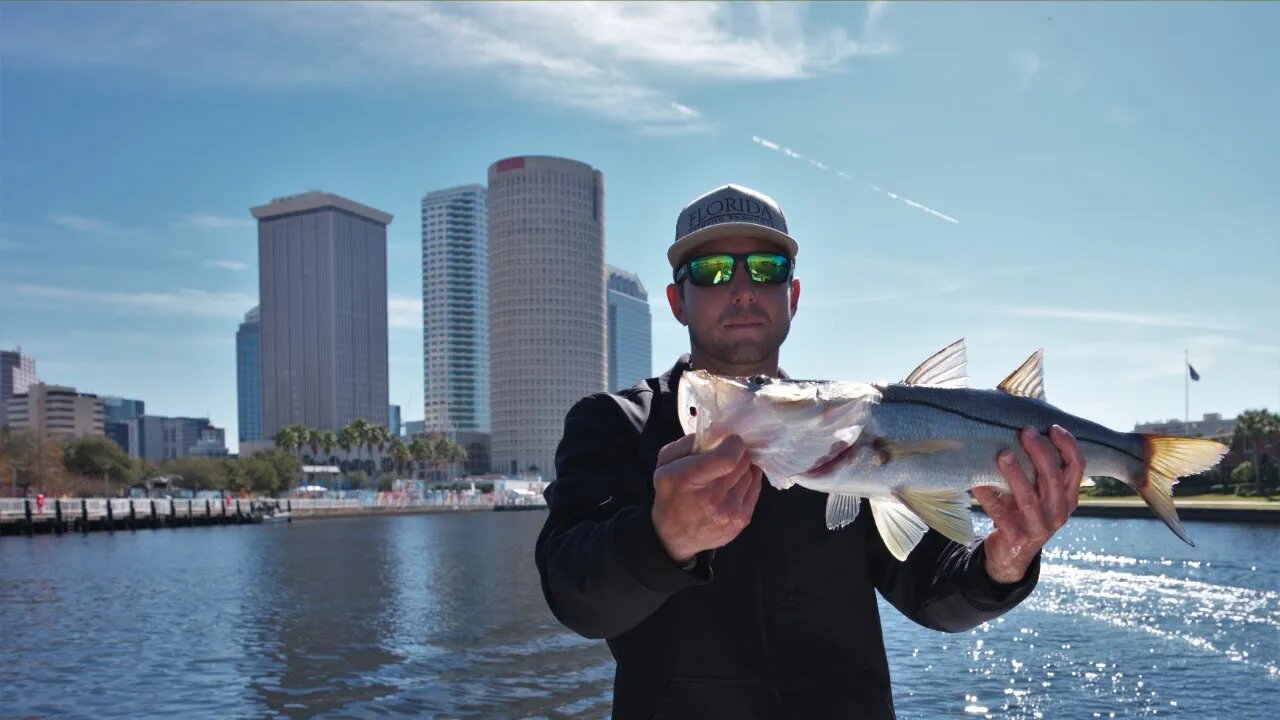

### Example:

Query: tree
xmin=408 ymin=437 xmax=429 ymax=480
xmin=347 ymin=469 xmax=368 ymax=490
xmin=2 ymin=428 xmax=68 ymax=494
xmin=320 ymin=430 xmax=337 ymax=459
xmin=158 ymin=456 xmax=227 ymax=493
xmin=242 ymin=454 xmax=281 ymax=494
xmin=338 ymin=423 xmax=357 ymax=461
xmin=63 ymin=435 xmax=136 ymax=489
xmin=274 ymin=424 xmax=305 ymax=456
xmin=253 ymin=448 xmax=301 ymax=494
xmin=1233 ymin=409 xmax=1280 ymax=495
xmin=388 ymin=436 xmax=410 ymax=478
xmin=306 ymin=428 xmax=322 ymax=459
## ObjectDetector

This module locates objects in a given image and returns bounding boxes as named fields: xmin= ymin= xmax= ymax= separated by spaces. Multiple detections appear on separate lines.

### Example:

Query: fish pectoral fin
xmin=902 ymin=338 xmax=968 ymax=388
xmin=892 ymin=489 xmax=975 ymax=547
xmin=874 ymin=438 xmax=964 ymax=464
xmin=824 ymin=493 xmax=864 ymax=530
xmin=869 ymin=499 xmax=929 ymax=561
xmin=997 ymin=349 xmax=1046 ymax=400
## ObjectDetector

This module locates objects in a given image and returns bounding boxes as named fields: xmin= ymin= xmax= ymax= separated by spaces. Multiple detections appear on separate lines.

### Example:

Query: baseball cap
xmin=667 ymin=184 xmax=800 ymax=269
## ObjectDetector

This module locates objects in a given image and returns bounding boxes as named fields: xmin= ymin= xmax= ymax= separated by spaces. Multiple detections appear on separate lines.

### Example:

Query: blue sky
xmin=1 ymin=1 xmax=1277 ymax=445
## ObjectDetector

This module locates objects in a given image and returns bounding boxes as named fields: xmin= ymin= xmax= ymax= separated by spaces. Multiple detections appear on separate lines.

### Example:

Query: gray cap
xmin=667 ymin=184 xmax=799 ymax=269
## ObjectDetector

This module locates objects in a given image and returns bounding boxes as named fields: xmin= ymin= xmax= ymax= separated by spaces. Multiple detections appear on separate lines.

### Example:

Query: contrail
xmin=751 ymin=135 xmax=959 ymax=225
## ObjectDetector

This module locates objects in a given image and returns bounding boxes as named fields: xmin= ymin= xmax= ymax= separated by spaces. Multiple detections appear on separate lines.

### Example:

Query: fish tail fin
xmin=1135 ymin=434 xmax=1228 ymax=546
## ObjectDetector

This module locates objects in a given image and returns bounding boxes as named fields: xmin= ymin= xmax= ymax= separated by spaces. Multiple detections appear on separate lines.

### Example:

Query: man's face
xmin=666 ymin=236 xmax=801 ymax=370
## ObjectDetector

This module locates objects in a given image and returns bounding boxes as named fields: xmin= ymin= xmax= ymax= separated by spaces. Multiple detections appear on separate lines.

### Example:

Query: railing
xmin=2 ymin=490 xmax=541 ymax=522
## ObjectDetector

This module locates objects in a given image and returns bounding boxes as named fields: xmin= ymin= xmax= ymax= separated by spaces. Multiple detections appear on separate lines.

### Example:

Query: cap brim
xmin=667 ymin=223 xmax=800 ymax=269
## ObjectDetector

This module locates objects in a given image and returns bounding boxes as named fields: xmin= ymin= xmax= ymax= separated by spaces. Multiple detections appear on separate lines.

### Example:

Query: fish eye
xmin=688 ymin=407 xmax=697 ymax=417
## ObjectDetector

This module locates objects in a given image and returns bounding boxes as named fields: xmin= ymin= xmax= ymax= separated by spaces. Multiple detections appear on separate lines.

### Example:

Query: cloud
xmin=203 ymin=259 xmax=249 ymax=271
xmin=50 ymin=213 xmax=130 ymax=234
xmin=751 ymin=134 xmax=960 ymax=224
xmin=2 ymin=2 xmax=879 ymax=134
xmin=1104 ymin=106 xmax=1139 ymax=129
xmin=11 ymin=283 xmax=257 ymax=319
xmin=175 ymin=212 xmax=255 ymax=231
xmin=388 ymin=295 xmax=422 ymax=330
xmin=1001 ymin=306 xmax=1237 ymax=332
xmin=1014 ymin=51 xmax=1040 ymax=88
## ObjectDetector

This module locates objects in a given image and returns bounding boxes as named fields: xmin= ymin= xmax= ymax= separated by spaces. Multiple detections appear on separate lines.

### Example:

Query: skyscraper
xmin=607 ymin=265 xmax=652 ymax=391
xmin=0 ymin=349 xmax=39 ymax=429
xmin=102 ymin=396 xmax=145 ymax=456
xmin=251 ymin=191 xmax=392 ymax=438
xmin=236 ymin=306 xmax=262 ymax=444
xmin=488 ymin=156 xmax=606 ymax=478
xmin=422 ymin=184 xmax=490 ymax=433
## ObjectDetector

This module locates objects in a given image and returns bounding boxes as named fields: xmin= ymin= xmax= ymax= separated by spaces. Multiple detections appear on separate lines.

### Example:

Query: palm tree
xmin=306 ymin=428 xmax=321 ymax=460
xmin=320 ymin=430 xmax=337 ymax=463
xmin=349 ymin=418 xmax=374 ymax=473
xmin=408 ymin=437 xmax=429 ymax=480
xmin=388 ymin=437 xmax=410 ymax=479
xmin=338 ymin=424 xmax=357 ymax=480
xmin=1234 ymin=409 xmax=1280 ymax=495
xmin=273 ymin=425 xmax=302 ymax=455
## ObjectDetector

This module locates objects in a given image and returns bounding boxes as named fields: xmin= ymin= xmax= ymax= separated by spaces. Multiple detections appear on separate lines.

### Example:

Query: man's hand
xmin=652 ymin=433 xmax=763 ymax=565
xmin=972 ymin=425 xmax=1085 ymax=584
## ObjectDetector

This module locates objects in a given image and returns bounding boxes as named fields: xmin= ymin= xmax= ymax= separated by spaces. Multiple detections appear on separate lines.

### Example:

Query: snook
xmin=677 ymin=340 xmax=1228 ymax=560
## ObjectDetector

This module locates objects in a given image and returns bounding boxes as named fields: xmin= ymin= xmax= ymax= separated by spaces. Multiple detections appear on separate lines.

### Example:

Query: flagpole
xmin=1185 ymin=349 xmax=1190 ymax=436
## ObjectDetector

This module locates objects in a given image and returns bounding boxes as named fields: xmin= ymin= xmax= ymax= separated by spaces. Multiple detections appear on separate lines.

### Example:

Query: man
xmin=535 ymin=184 xmax=1084 ymax=719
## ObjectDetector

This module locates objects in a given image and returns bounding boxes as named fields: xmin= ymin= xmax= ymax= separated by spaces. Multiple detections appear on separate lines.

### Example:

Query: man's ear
xmin=789 ymin=278 xmax=801 ymax=318
xmin=666 ymin=283 xmax=688 ymax=326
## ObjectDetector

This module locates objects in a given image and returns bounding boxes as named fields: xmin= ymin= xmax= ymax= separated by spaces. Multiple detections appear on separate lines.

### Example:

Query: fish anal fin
xmin=892 ymin=489 xmax=975 ymax=547
xmin=824 ymin=493 xmax=863 ymax=530
xmin=869 ymin=499 xmax=929 ymax=561
xmin=873 ymin=438 xmax=963 ymax=465
xmin=903 ymin=338 xmax=968 ymax=388
xmin=997 ymin=349 xmax=1046 ymax=400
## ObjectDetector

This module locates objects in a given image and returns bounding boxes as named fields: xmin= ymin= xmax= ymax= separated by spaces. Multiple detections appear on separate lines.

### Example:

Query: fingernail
xmin=1050 ymin=424 xmax=1064 ymax=437
xmin=999 ymin=452 xmax=1013 ymax=466
xmin=1022 ymin=426 xmax=1036 ymax=439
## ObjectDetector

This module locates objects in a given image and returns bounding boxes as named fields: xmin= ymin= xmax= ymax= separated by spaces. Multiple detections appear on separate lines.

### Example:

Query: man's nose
xmin=728 ymin=260 xmax=756 ymax=301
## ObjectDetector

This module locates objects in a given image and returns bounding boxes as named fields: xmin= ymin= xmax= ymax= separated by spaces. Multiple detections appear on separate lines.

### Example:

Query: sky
xmin=1 ymin=1 xmax=1278 ymax=446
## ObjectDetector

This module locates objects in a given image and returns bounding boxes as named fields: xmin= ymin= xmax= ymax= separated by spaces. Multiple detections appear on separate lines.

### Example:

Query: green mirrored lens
xmin=747 ymin=254 xmax=790 ymax=283
xmin=688 ymin=255 xmax=735 ymax=285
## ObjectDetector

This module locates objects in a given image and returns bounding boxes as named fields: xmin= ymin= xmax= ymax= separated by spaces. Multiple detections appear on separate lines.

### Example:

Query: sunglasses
xmin=674 ymin=252 xmax=794 ymax=287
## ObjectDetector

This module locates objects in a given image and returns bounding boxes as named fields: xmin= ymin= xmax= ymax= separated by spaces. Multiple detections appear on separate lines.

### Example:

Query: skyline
xmin=2 ymin=2 xmax=1278 ymax=445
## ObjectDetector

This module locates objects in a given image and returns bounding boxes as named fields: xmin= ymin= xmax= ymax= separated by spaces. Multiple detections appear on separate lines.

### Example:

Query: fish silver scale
xmin=806 ymin=384 xmax=1147 ymax=496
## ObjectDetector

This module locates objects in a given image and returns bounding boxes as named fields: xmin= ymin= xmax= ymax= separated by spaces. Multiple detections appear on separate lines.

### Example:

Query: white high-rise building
xmin=422 ymin=184 xmax=490 ymax=434
xmin=488 ymin=156 xmax=606 ymax=478
xmin=607 ymin=265 xmax=652 ymax=391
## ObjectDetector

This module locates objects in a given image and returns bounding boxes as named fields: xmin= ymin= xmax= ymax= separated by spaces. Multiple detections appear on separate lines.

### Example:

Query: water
xmin=0 ymin=512 xmax=1275 ymax=719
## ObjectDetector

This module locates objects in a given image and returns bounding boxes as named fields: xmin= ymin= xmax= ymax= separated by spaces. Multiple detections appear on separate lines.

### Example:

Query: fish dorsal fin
xmin=997 ymin=349 xmax=1046 ymax=400
xmin=903 ymin=338 xmax=968 ymax=388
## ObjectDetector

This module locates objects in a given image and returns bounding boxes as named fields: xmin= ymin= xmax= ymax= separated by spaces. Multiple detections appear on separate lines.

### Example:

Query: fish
xmin=677 ymin=339 xmax=1229 ymax=561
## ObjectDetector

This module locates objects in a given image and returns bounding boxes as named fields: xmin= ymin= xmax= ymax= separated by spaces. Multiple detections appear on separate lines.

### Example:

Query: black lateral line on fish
xmin=885 ymin=398 xmax=1144 ymax=465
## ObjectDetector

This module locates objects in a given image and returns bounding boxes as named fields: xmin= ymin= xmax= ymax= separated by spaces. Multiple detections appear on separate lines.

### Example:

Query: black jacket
xmin=535 ymin=356 xmax=1040 ymax=719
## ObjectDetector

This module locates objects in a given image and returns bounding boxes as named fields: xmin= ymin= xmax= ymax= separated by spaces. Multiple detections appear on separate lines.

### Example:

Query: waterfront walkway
xmin=0 ymin=494 xmax=546 ymax=537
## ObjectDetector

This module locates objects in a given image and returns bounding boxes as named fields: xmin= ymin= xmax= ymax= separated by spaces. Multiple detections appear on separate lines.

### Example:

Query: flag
xmin=1188 ymin=363 xmax=1200 ymax=382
